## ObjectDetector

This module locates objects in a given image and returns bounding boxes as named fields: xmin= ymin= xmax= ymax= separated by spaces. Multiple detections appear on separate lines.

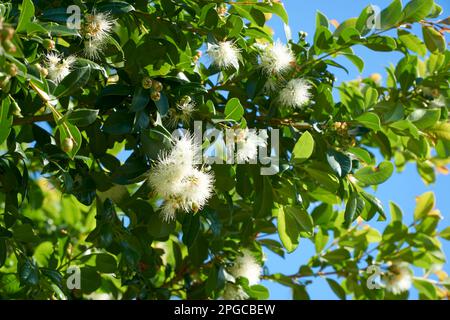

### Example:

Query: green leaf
xmin=97 ymin=1 xmax=135 ymax=14
xmin=80 ymin=267 xmax=102 ymax=293
xmin=354 ymin=161 xmax=394 ymax=186
xmin=364 ymin=87 xmax=379 ymax=108
xmin=13 ymin=224 xmax=39 ymax=243
xmin=54 ymin=66 xmax=91 ymax=97
xmin=323 ymin=248 xmax=351 ymax=262
xmin=254 ymin=3 xmax=289 ymax=24
xmin=427 ymin=122 xmax=450 ymax=141
xmin=326 ymin=278 xmax=347 ymax=300
xmin=333 ymin=18 xmax=357 ymax=37
xmin=355 ymin=112 xmax=381 ymax=131
xmin=95 ymin=253 xmax=117 ymax=273
xmin=130 ymin=87 xmax=150 ymax=112
xmin=155 ymin=92 xmax=169 ymax=116
xmin=19 ymin=259 xmax=40 ymax=286
xmin=439 ymin=227 xmax=450 ymax=240
xmin=67 ymin=109 xmax=99 ymax=127
xmin=224 ymin=98 xmax=244 ymax=121
xmin=326 ymin=149 xmax=352 ymax=177
xmin=102 ymin=111 xmax=134 ymax=135
xmin=389 ymin=120 xmax=419 ymax=139
xmin=380 ymin=0 xmax=402 ymax=29
xmin=413 ymin=278 xmax=437 ymax=300
xmin=389 ymin=201 xmax=403 ymax=222
xmin=33 ymin=241 xmax=53 ymax=267
xmin=414 ymin=191 xmax=435 ymax=221
xmin=316 ymin=10 xmax=329 ymax=28
xmin=247 ymin=284 xmax=270 ymax=300
xmin=365 ymin=36 xmax=397 ymax=51
xmin=0 ymin=97 xmax=13 ymax=146
xmin=422 ymin=26 xmax=446 ymax=53
xmin=314 ymin=26 xmax=333 ymax=50
xmin=292 ymin=131 xmax=315 ymax=163
xmin=402 ymin=0 xmax=434 ymax=23
xmin=0 ymin=239 xmax=6 ymax=268
xmin=408 ymin=109 xmax=440 ymax=129
xmin=344 ymin=193 xmax=365 ymax=228
xmin=343 ymin=53 xmax=364 ymax=73
xmin=16 ymin=0 xmax=35 ymax=33
xmin=277 ymin=206 xmax=312 ymax=253
xmin=348 ymin=147 xmax=372 ymax=164
xmin=398 ymin=29 xmax=427 ymax=56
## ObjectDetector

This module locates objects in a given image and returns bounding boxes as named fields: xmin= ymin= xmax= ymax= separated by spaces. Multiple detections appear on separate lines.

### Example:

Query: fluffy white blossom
xmin=82 ymin=11 xmax=115 ymax=59
xmin=148 ymin=135 xmax=214 ymax=221
xmin=207 ymin=41 xmax=240 ymax=70
xmin=167 ymin=97 xmax=196 ymax=127
xmin=179 ymin=168 xmax=214 ymax=211
xmin=222 ymin=283 xmax=249 ymax=300
xmin=45 ymin=53 xmax=76 ymax=84
xmin=259 ymin=41 xmax=295 ymax=75
xmin=235 ymin=129 xmax=267 ymax=163
xmin=229 ymin=250 xmax=262 ymax=286
xmin=383 ymin=262 xmax=413 ymax=295
xmin=279 ymin=78 xmax=312 ymax=108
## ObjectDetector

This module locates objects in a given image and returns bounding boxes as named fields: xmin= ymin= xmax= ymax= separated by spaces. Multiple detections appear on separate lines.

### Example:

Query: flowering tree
xmin=0 ymin=0 xmax=449 ymax=300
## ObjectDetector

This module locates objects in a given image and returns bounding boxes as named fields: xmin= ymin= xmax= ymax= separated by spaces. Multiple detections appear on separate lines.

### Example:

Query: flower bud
xmin=151 ymin=91 xmax=161 ymax=102
xmin=62 ymin=137 xmax=74 ymax=153
xmin=152 ymin=80 xmax=163 ymax=92
xmin=3 ymin=39 xmax=16 ymax=53
xmin=42 ymin=39 xmax=55 ymax=51
xmin=6 ymin=63 xmax=17 ymax=77
xmin=141 ymin=77 xmax=153 ymax=89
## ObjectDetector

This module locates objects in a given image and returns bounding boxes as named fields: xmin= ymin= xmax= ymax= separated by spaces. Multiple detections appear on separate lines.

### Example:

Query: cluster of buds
xmin=193 ymin=50 xmax=202 ymax=63
xmin=141 ymin=76 xmax=163 ymax=102
xmin=332 ymin=121 xmax=356 ymax=147
xmin=0 ymin=19 xmax=16 ymax=54
xmin=216 ymin=4 xmax=228 ymax=17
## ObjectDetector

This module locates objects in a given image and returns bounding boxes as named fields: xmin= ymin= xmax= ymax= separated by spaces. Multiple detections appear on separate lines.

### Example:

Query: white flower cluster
xmin=259 ymin=40 xmax=295 ymax=75
xmin=82 ymin=11 xmax=115 ymax=60
xmin=45 ymin=52 xmax=76 ymax=84
xmin=278 ymin=78 xmax=312 ymax=108
xmin=206 ymin=39 xmax=311 ymax=109
xmin=148 ymin=135 xmax=214 ymax=221
xmin=383 ymin=262 xmax=413 ymax=295
xmin=207 ymin=41 xmax=241 ymax=70
xmin=235 ymin=129 xmax=268 ymax=163
xmin=223 ymin=250 xmax=262 ymax=300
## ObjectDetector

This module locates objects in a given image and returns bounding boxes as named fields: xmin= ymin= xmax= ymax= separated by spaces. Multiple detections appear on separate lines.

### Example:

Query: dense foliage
xmin=0 ymin=0 xmax=449 ymax=300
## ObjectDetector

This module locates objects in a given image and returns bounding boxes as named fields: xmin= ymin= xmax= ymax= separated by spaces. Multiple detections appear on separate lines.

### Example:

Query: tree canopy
xmin=0 ymin=0 xmax=449 ymax=300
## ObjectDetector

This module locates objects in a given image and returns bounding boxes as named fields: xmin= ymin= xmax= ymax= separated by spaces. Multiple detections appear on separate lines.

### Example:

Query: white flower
xmin=207 ymin=41 xmax=240 ymax=70
xmin=167 ymin=97 xmax=196 ymax=127
xmin=235 ymin=129 xmax=267 ymax=163
xmin=222 ymin=283 xmax=249 ymax=300
xmin=260 ymin=40 xmax=295 ymax=75
xmin=279 ymin=78 xmax=312 ymax=108
xmin=229 ymin=250 xmax=262 ymax=286
xmin=45 ymin=53 xmax=76 ymax=84
xmin=82 ymin=11 xmax=115 ymax=59
xmin=148 ymin=134 xmax=214 ymax=221
xmin=263 ymin=78 xmax=279 ymax=94
xmin=179 ymin=168 xmax=214 ymax=211
xmin=148 ymin=135 xmax=196 ymax=198
xmin=383 ymin=262 xmax=413 ymax=295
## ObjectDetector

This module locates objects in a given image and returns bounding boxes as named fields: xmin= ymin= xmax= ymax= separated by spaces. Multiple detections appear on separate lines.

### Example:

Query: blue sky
xmin=263 ymin=0 xmax=450 ymax=299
